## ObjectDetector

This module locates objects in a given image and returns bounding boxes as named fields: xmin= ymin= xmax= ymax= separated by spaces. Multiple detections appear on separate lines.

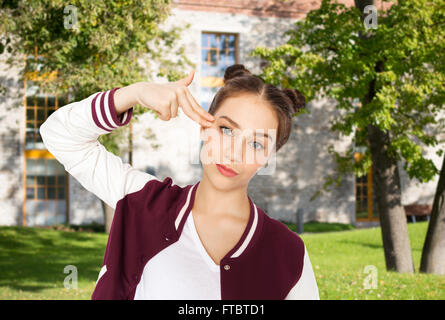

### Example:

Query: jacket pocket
xmin=96 ymin=264 xmax=107 ymax=284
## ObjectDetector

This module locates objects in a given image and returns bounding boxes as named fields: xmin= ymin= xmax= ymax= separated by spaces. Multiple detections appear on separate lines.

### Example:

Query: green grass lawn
xmin=0 ymin=221 xmax=444 ymax=299
xmin=283 ymin=220 xmax=356 ymax=233
xmin=0 ymin=226 xmax=106 ymax=300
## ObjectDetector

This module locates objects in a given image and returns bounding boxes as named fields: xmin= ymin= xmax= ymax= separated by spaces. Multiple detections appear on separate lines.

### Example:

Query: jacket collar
xmin=174 ymin=181 xmax=264 ymax=261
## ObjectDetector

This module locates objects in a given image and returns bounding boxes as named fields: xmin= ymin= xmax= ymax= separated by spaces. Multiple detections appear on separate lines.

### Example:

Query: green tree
xmin=251 ymin=0 xmax=444 ymax=273
xmin=0 ymin=0 xmax=194 ymax=232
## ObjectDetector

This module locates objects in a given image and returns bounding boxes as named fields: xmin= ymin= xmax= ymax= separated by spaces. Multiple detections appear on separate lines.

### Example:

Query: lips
xmin=216 ymin=164 xmax=239 ymax=177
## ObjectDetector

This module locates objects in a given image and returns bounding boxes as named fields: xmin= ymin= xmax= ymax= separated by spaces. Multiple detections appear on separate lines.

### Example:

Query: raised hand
xmin=134 ymin=70 xmax=215 ymax=127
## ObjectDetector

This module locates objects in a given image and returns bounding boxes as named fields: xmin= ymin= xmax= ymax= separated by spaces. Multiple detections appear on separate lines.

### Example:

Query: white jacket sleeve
xmin=285 ymin=245 xmax=320 ymax=300
xmin=39 ymin=87 xmax=159 ymax=210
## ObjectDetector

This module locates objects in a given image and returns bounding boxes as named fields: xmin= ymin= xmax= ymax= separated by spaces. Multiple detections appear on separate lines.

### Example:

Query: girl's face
xmin=199 ymin=93 xmax=278 ymax=190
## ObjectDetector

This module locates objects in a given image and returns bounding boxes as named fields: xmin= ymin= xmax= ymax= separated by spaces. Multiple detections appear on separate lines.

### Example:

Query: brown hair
xmin=208 ymin=64 xmax=306 ymax=152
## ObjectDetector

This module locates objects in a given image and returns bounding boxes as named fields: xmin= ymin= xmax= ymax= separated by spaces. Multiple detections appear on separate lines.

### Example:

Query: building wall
xmin=131 ymin=6 xmax=306 ymax=187
xmin=129 ymin=5 xmax=445 ymax=225
xmin=171 ymin=0 xmax=365 ymax=19
xmin=399 ymin=117 xmax=445 ymax=207
xmin=0 ymin=51 xmax=25 ymax=226
xmin=248 ymin=98 xmax=356 ymax=224
xmin=0 ymin=1 xmax=443 ymax=226
xmin=128 ymin=7 xmax=357 ymax=224
xmin=68 ymin=176 xmax=104 ymax=225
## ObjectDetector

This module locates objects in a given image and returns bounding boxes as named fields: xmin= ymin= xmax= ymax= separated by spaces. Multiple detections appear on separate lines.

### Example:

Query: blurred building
xmin=0 ymin=0 xmax=442 ymax=228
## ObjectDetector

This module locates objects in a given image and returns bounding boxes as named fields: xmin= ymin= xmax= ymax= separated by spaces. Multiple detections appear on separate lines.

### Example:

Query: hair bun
xmin=282 ymin=88 xmax=306 ymax=113
xmin=224 ymin=64 xmax=252 ymax=83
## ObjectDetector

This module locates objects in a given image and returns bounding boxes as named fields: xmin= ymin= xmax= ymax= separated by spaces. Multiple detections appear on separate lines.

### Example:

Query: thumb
xmin=176 ymin=70 xmax=194 ymax=87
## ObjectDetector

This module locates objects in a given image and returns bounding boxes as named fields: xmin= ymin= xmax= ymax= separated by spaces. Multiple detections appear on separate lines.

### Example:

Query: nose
xmin=222 ymin=135 xmax=244 ymax=164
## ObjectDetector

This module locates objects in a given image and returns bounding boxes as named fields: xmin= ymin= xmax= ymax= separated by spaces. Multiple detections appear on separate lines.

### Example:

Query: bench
xmin=404 ymin=204 xmax=432 ymax=223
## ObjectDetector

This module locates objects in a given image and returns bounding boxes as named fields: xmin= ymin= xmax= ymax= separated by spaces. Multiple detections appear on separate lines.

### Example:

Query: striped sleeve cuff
xmin=91 ymin=87 xmax=133 ymax=132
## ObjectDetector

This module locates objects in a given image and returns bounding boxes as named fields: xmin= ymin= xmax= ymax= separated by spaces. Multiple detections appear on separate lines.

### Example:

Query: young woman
xmin=40 ymin=64 xmax=319 ymax=300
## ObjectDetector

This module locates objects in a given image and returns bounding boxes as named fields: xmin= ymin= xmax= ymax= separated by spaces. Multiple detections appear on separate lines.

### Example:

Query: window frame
xmin=23 ymin=46 xmax=69 ymax=226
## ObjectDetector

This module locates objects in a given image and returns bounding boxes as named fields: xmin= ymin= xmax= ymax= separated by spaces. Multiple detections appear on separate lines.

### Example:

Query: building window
xmin=354 ymin=152 xmax=379 ymax=221
xmin=23 ymin=47 xmax=69 ymax=226
xmin=25 ymin=80 xmax=68 ymax=150
xmin=200 ymin=32 xmax=238 ymax=111
xmin=24 ymin=156 xmax=68 ymax=226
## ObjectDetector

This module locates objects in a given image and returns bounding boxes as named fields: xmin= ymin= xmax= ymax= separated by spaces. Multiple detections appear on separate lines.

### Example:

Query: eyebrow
xmin=218 ymin=115 xmax=272 ymax=141
xmin=219 ymin=115 xmax=240 ymax=129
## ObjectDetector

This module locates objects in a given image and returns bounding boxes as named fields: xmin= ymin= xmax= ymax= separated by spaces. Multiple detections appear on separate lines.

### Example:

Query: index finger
xmin=177 ymin=92 xmax=213 ymax=127
xmin=185 ymin=88 xmax=215 ymax=122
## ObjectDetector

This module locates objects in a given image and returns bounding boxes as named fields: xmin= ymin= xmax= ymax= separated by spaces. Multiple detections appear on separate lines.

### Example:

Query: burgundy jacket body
xmin=91 ymin=178 xmax=305 ymax=300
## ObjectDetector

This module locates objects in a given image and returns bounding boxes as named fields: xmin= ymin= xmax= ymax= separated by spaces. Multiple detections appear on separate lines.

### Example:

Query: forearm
xmin=40 ymin=88 xmax=133 ymax=171
xmin=40 ymin=88 xmax=151 ymax=210
xmin=114 ymin=82 xmax=141 ymax=117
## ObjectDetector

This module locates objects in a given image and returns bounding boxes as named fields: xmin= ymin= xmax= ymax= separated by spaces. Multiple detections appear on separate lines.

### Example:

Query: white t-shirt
xmin=134 ymin=210 xmax=320 ymax=300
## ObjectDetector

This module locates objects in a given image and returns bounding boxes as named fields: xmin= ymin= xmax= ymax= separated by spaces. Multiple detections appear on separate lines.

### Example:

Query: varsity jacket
xmin=39 ymin=88 xmax=320 ymax=300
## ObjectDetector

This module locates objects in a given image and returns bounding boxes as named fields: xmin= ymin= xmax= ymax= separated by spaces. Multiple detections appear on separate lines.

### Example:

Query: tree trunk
xmin=357 ymin=0 xmax=414 ymax=272
xmin=367 ymin=124 xmax=414 ymax=273
xmin=101 ymin=200 xmax=115 ymax=234
xmin=420 ymin=154 xmax=445 ymax=274
xmin=354 ymin=0 xmax=375 ymax=14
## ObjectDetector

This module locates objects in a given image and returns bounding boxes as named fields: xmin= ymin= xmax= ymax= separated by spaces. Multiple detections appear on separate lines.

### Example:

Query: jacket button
xmin=223 ymin=264 xmax=230 ymax=270
xmin=164 ymin=232 xmax=173 ymax=242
